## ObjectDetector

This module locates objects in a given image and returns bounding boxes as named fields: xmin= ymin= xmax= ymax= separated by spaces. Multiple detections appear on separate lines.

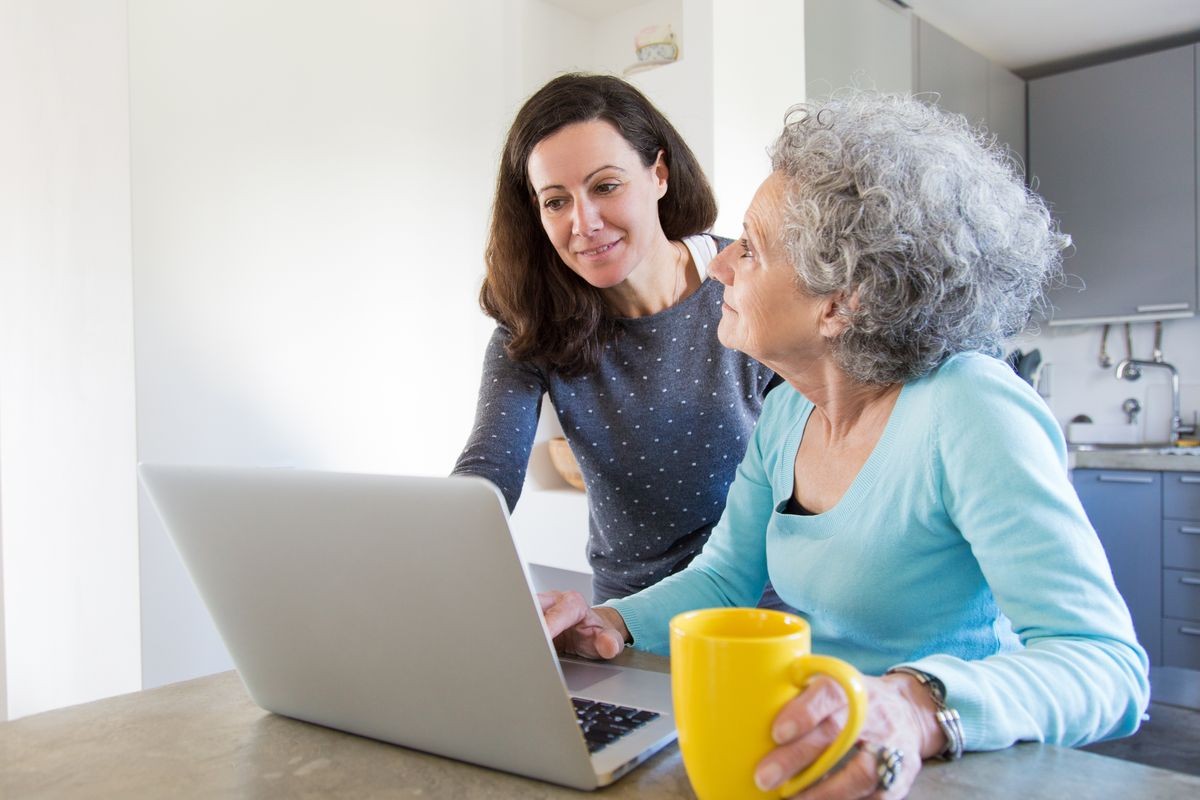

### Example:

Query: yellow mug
xmin=670 ymin=608 xmax=867 ymax=799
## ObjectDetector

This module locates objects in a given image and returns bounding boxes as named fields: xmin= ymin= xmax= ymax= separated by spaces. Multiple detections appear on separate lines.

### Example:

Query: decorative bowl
xmin=548 ymin=437 xmax=585 ymax=491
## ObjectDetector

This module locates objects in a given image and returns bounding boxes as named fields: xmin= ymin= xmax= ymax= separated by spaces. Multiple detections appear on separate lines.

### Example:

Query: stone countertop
xmin=1069 ymin=448 xmax=1200 ymax=472
xmin=4 ymin=655 xmax=1200 ymax=799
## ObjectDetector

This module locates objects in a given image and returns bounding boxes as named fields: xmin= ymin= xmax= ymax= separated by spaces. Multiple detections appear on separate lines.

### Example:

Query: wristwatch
xmin=887 ymin=666 xmax=965 ymax=760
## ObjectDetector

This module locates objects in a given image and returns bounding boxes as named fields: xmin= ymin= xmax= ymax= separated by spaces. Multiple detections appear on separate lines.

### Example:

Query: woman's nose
xmin=709 ymin=244 xmax=734 ymax=285
xmin=572 ymin=198 xmax=602 ymax=236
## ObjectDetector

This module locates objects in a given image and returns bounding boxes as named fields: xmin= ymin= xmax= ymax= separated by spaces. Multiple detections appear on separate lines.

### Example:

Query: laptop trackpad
xmin=561 ymin=660 xmax=624 ymax=693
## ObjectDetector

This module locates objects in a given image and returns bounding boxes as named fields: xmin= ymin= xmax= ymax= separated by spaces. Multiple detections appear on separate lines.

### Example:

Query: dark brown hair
xmin=481 ymin=73 xmax=717 ymax=376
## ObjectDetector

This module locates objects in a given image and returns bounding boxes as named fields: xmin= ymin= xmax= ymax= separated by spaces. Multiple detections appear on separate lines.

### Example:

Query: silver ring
xmin=871 ymin=743 xmax=904 ymax=792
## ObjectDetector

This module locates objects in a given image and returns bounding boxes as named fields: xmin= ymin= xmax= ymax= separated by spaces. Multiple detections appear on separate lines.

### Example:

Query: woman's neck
xmin=782 ymin=359 xmax=901 ymax=443
xmin=604 ymin=237 xmax=698 ymax=318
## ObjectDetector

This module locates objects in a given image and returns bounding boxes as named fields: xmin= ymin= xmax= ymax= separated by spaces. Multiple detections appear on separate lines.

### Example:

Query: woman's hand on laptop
xmin=538 ymin=591 xmax=630 ymax=660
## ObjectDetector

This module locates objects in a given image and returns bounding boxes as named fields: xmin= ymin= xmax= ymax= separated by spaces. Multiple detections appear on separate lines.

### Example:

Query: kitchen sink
xmin=1068 ymin=443 xmax=1200 ymax=455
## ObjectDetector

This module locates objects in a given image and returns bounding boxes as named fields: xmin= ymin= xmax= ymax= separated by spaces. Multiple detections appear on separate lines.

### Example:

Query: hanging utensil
xmin=1097 ymin=324 xmax=1112 ymax=368
xmin=1122 ymin=322 xmax=1141 ymax=380
xmin=1152 ymin=320 xmax=1164 ymax=363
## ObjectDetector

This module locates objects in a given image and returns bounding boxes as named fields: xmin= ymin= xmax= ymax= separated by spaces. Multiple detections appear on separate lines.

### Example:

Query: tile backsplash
xmin=1009 ymin=316 xmax=1200 ymax=444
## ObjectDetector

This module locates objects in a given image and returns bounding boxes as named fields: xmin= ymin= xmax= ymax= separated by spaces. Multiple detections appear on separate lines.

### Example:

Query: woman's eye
xmin=595 ymin=182 xmax=620 ymax=195
xmin=544 ymin=198 xmax=566 ymax=212
xmin=740 ymin=238 xmax=754 ymax=258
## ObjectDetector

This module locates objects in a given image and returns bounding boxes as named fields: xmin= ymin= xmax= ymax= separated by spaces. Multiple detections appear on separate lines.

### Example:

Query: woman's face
xmin=709 ymin=172 xmax=829 ymax=365
xmin=526 ymin=119 xmax=668 ymax=289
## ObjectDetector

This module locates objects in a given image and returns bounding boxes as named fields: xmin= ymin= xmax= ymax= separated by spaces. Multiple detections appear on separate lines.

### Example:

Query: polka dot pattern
xmin=453 ymin=237 xmax=776 ymax=601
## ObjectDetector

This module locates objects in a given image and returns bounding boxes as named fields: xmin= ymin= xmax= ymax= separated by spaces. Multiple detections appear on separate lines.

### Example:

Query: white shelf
xmin=622 ymin=58 xmax=678 ymax=76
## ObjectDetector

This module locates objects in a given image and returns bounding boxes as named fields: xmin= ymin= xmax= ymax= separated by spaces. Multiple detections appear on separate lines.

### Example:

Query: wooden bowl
xmin=548 ymin=437 xmax=585 ymax=491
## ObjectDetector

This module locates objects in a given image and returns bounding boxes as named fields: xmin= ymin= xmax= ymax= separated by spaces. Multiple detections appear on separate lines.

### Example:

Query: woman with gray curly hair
xmin=540 ymin=91 xmax=1148 ymax=798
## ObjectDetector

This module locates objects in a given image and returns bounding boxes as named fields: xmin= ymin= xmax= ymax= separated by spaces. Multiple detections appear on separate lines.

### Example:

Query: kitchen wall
xmin=0 ymin=0 xmax=141 ymax=720
xmin=129 ymin=0 xmax=524 ymax=689
xmin=1012 ymin=317 xmax=1200 ymax=443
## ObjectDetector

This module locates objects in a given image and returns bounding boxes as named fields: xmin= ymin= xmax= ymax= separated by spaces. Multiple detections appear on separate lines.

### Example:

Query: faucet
xmin=1115 ymin=358 xmax=1197 ymax=446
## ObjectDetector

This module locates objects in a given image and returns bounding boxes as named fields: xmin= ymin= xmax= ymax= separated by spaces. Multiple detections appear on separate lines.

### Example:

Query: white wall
xmin=0 ymin=0 xmax=141 ymax=718
xmin=711 ymin=0 xmax=807 ymax=236
xmin=129 ymin=0 xmax=520 ymax=688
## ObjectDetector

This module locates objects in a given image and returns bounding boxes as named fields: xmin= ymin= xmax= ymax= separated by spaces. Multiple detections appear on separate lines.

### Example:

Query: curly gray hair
xmin=770 ymin=91 xmax=1068 ymax=384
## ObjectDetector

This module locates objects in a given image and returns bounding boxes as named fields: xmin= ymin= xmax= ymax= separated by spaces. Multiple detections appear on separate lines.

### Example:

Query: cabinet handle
xmin=1181 ymin=626 xmax=1200 ymax=637
xmin=1096 ymin=474 xmax=1154 ymax=484
xmin=1136 ymin=303 xmax=1190 ymax=312
xmin=1181 ymin=577 xmax=1200 ymax=586
xmin=1180 ymin=476 xmax=1200 ymax=485
xmin=1182 ymin=527 xmax=1200 ymax=535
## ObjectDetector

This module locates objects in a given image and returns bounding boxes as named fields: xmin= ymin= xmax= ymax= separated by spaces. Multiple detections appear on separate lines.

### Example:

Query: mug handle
xmin=777 ymin=655 xmax=868 ymax=796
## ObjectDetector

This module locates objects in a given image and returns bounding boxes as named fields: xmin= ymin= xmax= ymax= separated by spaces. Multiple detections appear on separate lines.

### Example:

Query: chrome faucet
xmin=1115 ymin=358 xmax=1196 ymax=446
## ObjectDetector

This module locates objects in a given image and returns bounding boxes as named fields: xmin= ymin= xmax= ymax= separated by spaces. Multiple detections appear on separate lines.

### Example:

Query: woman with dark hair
xmin=452 ymin=73 xmax=779 ymax=604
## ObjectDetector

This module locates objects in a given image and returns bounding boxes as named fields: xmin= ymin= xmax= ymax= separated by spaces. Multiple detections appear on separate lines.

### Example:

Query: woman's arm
xmin=451 ymin=327 xmax=548 ymax=511
xmin=900 ymin=356 xmax=1149 ymax=750
xmin=603 ymin=387 xmax=788 ymax=653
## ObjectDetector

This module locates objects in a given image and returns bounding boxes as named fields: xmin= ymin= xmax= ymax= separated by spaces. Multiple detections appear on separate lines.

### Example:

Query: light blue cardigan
xmin=608 ymin=352 xmax=1149 ymax=751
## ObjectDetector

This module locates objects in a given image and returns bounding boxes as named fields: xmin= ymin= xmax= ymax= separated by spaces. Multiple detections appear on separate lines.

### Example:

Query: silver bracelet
xmin=887 ymin=666 xmax=965 ymax=760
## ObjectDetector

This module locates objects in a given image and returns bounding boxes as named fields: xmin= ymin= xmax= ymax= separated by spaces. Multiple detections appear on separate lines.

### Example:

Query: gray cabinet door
xmin=804 ymin=0 xmax=914 ymax=100
xmin=916 ymin=19 xmax=988 ymax=126
xmin=1030 ymin=45 xmax=1197 ymax=324
xmin=1073 ymin=469 xmax=1162 ymax=665
xmin=988 ymin=62 xmax=1026 ymax=175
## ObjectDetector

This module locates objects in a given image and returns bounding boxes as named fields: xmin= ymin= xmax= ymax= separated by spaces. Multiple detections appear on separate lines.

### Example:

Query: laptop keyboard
xmin=571 ymin=697 xmax=661 ymax=753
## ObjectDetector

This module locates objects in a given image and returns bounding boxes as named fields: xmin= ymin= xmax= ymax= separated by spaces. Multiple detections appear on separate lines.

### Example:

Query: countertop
xmin=1069 ymin=448 xmax=1200 ymax=472
xmin=4 ymin=651 xmax=1200 ymax=799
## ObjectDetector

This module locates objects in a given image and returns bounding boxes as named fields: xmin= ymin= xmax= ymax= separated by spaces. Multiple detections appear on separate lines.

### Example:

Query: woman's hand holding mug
xmin=670 ymin=608 xmax=869 ymax=799
xmin=756 ymin=670 xmax=943 ymax=799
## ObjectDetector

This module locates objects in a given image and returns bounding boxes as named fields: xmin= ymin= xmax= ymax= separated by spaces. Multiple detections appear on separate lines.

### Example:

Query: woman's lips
xmin=576 ymin=240 xmax=621 ymax=257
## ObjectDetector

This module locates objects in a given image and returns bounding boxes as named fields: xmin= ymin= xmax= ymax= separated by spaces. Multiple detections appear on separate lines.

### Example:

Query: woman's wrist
xmin=593 ymin=605 xmax=632 ymax=644
xmin=882 ymin=671 xmax=949 ymax=760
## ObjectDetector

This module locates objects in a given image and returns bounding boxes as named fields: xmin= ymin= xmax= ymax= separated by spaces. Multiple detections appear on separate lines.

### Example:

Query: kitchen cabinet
xmin=1029 ymin=45 xmax=1198 ymax=325
xmin=1073 ymin=469 xmax=1163 ymax=665
xmin=804 ymin=1 xmax=1026 ymax=169
xmin=804 ymin=0 xmax=914 ymax=97
xmin=915 ymin=19 xmax=989 ymax=127
xmin=914 ymin=20 xmax=1026 ymax=172
xmin=987 ymin=62 xmax=1026 ymax=171
xmin=1074 ymin=467 xmax=1200 ymax=669
xmin=1162 ymin=472 xmax=1200 ymax=668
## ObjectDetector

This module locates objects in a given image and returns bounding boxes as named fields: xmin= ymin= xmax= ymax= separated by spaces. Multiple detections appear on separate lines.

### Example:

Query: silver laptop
xmin=137 ymin=464 xmax=676 ymax=790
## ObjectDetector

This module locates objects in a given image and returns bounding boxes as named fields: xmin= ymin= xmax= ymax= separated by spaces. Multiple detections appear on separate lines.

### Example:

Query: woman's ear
xmin=654 ymin=149 xmax=669 ymax=198
xmin=818 ymin=290 xmax=857 ymax=338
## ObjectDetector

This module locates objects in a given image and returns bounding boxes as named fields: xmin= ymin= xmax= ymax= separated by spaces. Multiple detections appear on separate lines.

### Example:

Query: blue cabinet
xmin=1073 ymin=469 xmax=1162 ymax=665
xmin=1162 ymin=473 xmax=1200 ymax=668
xmin=1074 ymin=468 xmax=1200 ymax=669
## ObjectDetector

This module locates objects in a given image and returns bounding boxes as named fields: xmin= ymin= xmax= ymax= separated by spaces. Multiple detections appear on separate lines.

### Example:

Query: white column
xmin=0 ymin=0 xmax=141 ymax=719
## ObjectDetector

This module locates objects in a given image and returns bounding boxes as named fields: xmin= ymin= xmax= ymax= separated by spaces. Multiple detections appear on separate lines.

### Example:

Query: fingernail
xmin=755 ymin=763 xmax=782 ymax=791
xmin=772 ymin=720 xmax=796 ymax=744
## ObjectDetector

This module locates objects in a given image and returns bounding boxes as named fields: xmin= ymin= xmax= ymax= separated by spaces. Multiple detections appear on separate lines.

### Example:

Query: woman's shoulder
xmin=921 ymin=351 xmax=1055 ymax=432
xmin=929 ymin=351 xmax=1030 ymax=396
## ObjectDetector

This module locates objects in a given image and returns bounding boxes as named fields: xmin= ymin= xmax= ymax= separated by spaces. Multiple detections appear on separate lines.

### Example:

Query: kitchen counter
xmin=1069 ymin=449 xmax=1200 ymax=472
xmin=4 ymin=651 xmax=1200 ymax=799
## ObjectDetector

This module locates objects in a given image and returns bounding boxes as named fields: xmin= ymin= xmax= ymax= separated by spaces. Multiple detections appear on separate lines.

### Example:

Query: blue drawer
xmin=1162 ymin=618 xmax=1200 ymax=670
xmin=1163 ymin=569 xmax=1200 ymax=621
xmin=1163 ymin=472 xmax=1200 ymax=519
xmin=1164 ymin=519 xmax=1200 ymax=571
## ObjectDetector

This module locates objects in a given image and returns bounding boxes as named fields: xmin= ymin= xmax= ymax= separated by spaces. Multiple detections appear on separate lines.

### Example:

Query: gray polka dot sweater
xmin=453 ymin=238 xmax=776 ymax=602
